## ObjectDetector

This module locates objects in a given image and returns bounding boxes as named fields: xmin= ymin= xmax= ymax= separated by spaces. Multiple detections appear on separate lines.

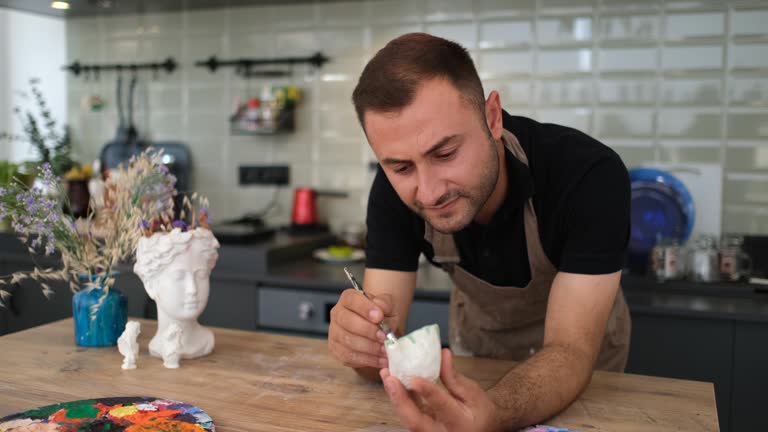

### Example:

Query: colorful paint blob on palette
xmin=0 ymin=396 xmax=215 ymax=431
xmin=521 ymin=427 xmax=581 ymax=432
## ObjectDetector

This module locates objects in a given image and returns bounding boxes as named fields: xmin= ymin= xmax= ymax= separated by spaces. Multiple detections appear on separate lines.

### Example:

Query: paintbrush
xmin=343 ymin=267 xmax=398 ymax=344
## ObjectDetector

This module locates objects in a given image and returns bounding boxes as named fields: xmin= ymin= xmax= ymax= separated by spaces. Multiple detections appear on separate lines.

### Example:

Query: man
xmin=328 ymin=33 xmax=631 ymax=431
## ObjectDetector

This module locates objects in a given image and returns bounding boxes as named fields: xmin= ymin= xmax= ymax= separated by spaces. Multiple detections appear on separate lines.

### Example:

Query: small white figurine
xmin=117 ymin=321 xmax=141 ymax=370
xmin=162 ymin=322 xmax=183 ymax=369
xmin=134 ymin=228 xmax=219 ymax=361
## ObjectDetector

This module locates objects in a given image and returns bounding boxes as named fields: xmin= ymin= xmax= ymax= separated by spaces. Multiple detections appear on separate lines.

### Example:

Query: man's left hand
xmin=380 ymin=348 xmax=504 ymax=432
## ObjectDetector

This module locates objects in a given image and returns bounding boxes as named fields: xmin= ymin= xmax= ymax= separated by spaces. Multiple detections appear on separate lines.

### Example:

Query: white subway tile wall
xmin=65 ymin=0 xmax=768 ymax=234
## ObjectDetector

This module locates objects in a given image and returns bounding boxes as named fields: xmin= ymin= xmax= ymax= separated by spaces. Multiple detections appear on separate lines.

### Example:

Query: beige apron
xmin=424 ymin=130 xmax=631 ymax=372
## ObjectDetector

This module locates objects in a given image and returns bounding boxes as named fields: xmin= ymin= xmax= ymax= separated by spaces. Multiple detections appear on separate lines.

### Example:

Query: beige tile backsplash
xmin=66 ymin=0 xmax=768 ymax=235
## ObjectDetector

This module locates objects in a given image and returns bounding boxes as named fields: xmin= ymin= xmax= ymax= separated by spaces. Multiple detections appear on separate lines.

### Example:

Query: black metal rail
xmin=195 ymin=52 xmax=329 ymax=77
xmin=62 ymin=57 xmax=177 ymax=77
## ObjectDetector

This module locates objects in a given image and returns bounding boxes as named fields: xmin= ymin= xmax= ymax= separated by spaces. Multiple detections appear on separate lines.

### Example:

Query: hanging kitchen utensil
xmin=98 ymin=71 xmax=192 ymax=219
xmin=100 ymin=72 xmax=142 ymax=176
xmin=81 ymin=67 xmax=104 ymax=112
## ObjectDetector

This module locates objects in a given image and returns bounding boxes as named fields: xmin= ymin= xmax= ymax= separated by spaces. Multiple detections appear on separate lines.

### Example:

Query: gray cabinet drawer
xmin=258 ymin=287 xmax=338 ymax=334
xmin=200 ymin=279 xmax=258 ymax=330
xmin=258 ymin=287 xmax=450 ymax=345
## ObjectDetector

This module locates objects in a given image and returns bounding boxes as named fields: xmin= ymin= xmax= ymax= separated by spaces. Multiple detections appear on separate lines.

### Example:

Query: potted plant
xmin=133 ymin=197 xmax=219 ymax=361
xmin=0 ymin=78 xmax=76 ymax=177
xmin=63 ymin=163 xmax=94 ymax=219
xmin=0 ymin=78 xmax=90 ymax=217
xmin=0 ymin=150 xmax=178 ymax=346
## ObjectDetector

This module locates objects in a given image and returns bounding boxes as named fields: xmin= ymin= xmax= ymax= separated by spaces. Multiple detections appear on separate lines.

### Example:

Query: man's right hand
xmin=328 ymin=289 xmax=394 ymax=370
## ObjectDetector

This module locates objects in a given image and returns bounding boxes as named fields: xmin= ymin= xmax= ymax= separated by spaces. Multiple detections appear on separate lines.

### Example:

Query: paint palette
xmin=0 ymin=396 xmax=215 ymax=431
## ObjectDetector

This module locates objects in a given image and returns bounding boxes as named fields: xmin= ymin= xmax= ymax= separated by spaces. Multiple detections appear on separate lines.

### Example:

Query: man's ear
xmin=484 ymin=90 xmax=503 ymax=141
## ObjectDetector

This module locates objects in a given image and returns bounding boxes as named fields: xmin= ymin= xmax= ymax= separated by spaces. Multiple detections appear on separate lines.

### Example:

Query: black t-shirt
xmin=365 ymin=111 xmax=630 ymax=287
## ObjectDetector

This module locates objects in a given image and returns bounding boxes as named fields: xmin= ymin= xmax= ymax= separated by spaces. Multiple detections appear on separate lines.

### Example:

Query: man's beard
xmin=413 ymin=134 xmax=500 ymax=234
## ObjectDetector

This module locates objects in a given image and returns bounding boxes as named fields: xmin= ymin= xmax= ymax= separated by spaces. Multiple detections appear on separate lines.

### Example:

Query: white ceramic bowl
xmin=385 ymin=324 xmax=441 ymax=390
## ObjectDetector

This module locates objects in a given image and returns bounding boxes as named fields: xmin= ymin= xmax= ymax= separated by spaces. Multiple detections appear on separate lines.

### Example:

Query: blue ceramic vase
xmin=72 ymin=275 xmax=127 ymax=347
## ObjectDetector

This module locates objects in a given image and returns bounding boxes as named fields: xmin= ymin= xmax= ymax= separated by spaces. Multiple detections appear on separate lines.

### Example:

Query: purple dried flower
xmin=45 ymin=243 xmax=55 ymax=255
xmin=172 ymin=220 xmax=188 ymax=232
xmin=25 ymin=199 xmax=36 ymax=214
xmin=11 ymin=220 xmax=24 ymax=233
xmin=37 ymin=164 xmax=57 ymax=188
xmin=0 ymin=187 xmax=5 ymax=196
xmin=138 ymin=220 xmax=150 ymax=230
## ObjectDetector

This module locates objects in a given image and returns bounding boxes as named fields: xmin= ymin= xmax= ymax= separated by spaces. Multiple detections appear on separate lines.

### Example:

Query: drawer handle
xmin=298 ymin=302 xmax=314 ymax=321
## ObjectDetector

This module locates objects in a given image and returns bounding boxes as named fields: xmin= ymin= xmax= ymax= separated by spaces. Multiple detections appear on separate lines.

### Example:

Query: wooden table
xmin=0 ymin=319 xmax=718 ymax=431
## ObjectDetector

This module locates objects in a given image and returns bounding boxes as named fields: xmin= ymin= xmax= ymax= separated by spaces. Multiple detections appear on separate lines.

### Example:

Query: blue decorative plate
xmin=628 ymin=168 xmax=695 ymax=254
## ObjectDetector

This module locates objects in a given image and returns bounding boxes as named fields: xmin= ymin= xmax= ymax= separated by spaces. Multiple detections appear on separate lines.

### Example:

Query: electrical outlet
xmin=239 ymin=165 xmax=290 ymax=186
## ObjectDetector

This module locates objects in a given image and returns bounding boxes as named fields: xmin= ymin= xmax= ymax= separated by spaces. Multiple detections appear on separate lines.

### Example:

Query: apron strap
xmin=424 ymin=128 xmax=556 ymax=277
xmin=424 ymin=223 xmax=460 ymax=272
xmin=501 ymin=128 xmax=528 ymax=165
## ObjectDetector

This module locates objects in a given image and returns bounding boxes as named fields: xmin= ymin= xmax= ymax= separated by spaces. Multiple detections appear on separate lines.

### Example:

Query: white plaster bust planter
xmin=134 ymin=227 xmax=220 ymax=361
xmin=385 ymin=324 xmax=442 ymax=390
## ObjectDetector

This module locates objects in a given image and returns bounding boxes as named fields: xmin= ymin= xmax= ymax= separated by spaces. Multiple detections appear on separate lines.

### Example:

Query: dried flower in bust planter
xmin=0 ymin=150 xmax=178 ymax=315
xmin=177 ymin=193 xmax=211 ymax=232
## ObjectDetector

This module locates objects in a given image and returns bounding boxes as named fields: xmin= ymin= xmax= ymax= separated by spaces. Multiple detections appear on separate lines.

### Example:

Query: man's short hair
xmin=352 ymin=33 xmax=486 ymax=129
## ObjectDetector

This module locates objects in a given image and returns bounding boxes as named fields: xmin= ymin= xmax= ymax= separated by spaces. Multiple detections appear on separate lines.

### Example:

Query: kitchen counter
xmin=5 ymin=229 xmax=767 ymax=323
xmin=0 ymin=318 xmax=719 ymax=432
xmin=0 ymin=229 xmax=337 ymax=273
xmin=624 ymin=289 xmax=768 ymax=323
xmin=622 ymin=274 xmax=768 ymax=323
xmin=263 ymin=259 xmax=453 ymax=301
xmin=264 ymin=254 xmax=768 ymax=323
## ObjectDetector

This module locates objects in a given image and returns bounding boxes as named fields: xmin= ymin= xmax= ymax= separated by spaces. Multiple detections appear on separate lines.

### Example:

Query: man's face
xmin=364 ymin=78 xmax=499 ymax=234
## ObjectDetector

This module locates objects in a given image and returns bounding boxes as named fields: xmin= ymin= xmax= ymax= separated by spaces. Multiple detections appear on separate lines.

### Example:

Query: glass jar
xmin=720 ymin=235 xmax=753 ymax=282
xmin=689 ymin=234 xmax=720 ymax=282
xmin=650 ymin=238 xmax=687 ymax=282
